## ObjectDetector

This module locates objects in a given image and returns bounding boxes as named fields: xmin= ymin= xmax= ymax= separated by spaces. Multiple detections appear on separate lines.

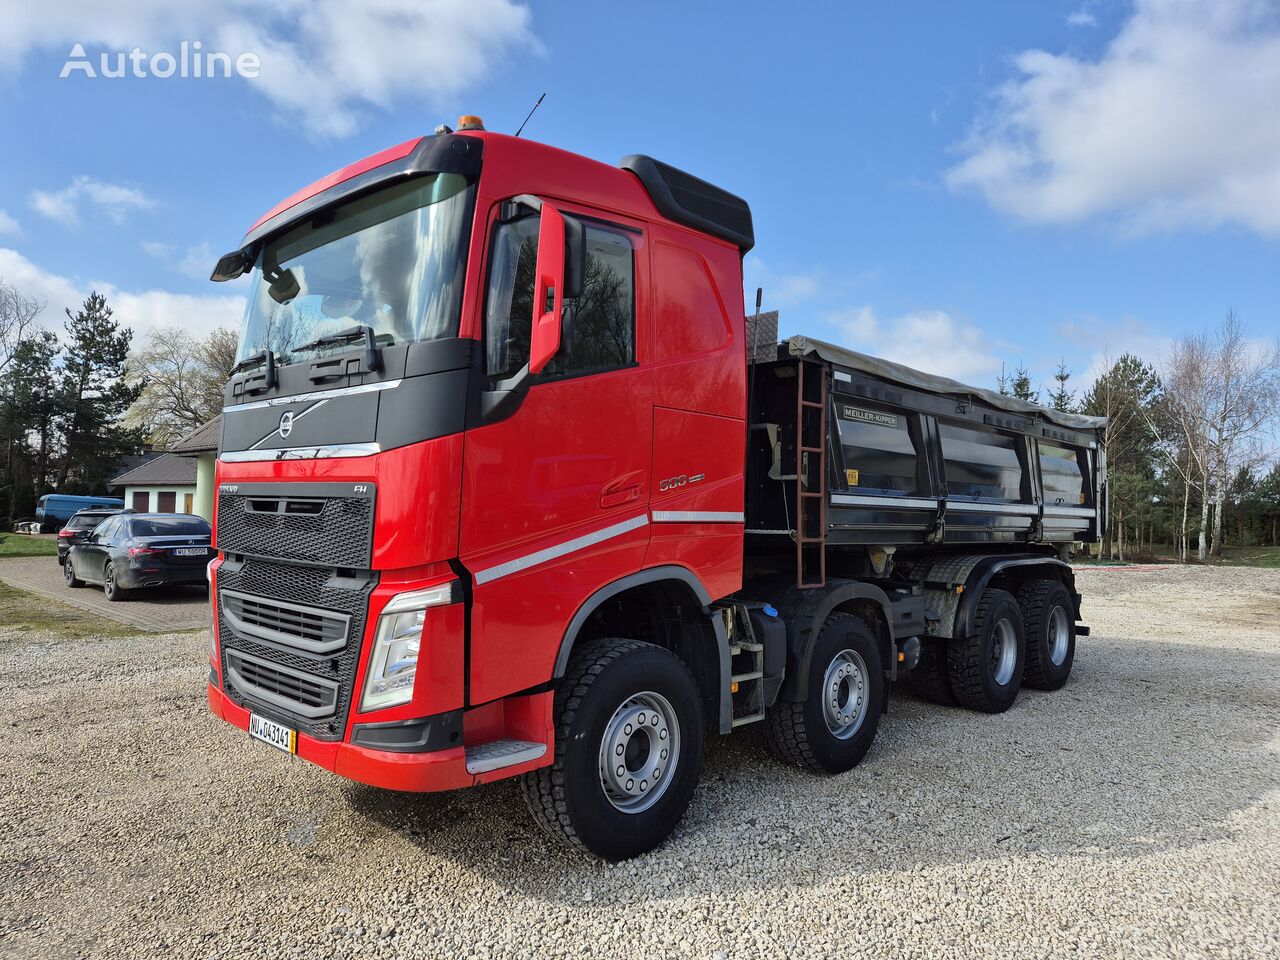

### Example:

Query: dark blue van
xmin=35 ymin=494 xmax=125 ymax=532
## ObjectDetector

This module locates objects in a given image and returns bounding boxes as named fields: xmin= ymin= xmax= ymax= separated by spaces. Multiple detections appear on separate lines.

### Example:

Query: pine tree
xmin=55 ymin=293 xmax=147 ymax=492
xmin=1011 ymin=363 xmax=1038 ymax=403
xmin=1048 ymin=358 xmax=1075 ymax=412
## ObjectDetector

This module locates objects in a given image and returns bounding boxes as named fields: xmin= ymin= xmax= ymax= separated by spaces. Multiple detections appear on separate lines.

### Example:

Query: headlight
xmin=360 ymin=582 xmax=456 ymax=712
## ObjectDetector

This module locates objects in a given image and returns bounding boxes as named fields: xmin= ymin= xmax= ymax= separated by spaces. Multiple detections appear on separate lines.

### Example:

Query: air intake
xmin=620 ymin=155 xmax=754 ymax=251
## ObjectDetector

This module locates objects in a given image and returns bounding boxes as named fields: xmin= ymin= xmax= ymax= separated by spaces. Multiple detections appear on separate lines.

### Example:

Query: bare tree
xmin=0 ymin=279 xmax=46 ymax=376
xmin=125 ymin=325 xmax=238 ymax=446
xmin=1159 ymin=334 xmax=1213 ymax=561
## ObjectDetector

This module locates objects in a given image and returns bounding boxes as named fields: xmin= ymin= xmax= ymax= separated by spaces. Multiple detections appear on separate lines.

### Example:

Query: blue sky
xmin=0 ymin=0 xmax=1277 ymax=400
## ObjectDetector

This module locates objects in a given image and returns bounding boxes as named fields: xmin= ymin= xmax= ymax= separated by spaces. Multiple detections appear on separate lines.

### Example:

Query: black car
xmin=56 ymin=508 xmax=130 ymax=566
xmin=64 ymin=513 xmax=213 ymax=601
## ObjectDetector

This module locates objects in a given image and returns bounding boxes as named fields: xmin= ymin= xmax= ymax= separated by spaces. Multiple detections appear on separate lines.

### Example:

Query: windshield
xmin=131 ymin=517 xmax=211 ymax=537
xmin=235 ymin=172 xmax=474 ymax=365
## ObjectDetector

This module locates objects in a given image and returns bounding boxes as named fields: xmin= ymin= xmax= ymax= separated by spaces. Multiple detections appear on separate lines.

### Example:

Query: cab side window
xmin=484 ymin=215 xmax=636 ymax=381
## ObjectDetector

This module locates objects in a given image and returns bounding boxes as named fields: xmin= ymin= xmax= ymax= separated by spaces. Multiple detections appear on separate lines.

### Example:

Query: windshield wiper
xmin=230 ymin=349 xmax=276 ymax=391
xmin=291 ymin=324 xmax=384 ymax=373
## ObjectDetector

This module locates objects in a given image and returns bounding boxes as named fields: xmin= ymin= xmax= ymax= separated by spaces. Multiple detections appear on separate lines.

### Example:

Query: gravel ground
xmin=1 ymin=565 xmax=1278 ymax=960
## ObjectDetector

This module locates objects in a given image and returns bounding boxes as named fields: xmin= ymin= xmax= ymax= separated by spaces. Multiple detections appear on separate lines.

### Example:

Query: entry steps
xmin=465 ymin=738 xmax=546 ymax=775
xmin=729 ymin=637 xmax=767 ymax=728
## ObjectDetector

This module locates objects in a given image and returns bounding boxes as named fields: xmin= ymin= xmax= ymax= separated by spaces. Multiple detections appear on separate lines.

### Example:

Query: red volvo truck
xmin=206 ymin=116 xmax=1106 ymax=859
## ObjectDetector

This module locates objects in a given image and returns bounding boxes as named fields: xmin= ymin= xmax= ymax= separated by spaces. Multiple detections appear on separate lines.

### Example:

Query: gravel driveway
xmin=1 ymin=565 xmax=1277 ymax=959
xmin=0 ymin=557 xmax=208 ymax=632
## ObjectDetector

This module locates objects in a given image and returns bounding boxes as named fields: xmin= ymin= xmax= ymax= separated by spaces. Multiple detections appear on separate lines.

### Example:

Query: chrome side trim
xmin=223 ymin=378 xmax=403 ymax=413
xmin=1043 ymin=505 xmax=1096 ymax=517
xmin=949 ymin=501 xmax=1039 ymax=516
xmin=831 ymin=494 xmax=939 ymax=510
xmin=219 ymin=443 xmax=381 ymax=463
xmin=651 ymin=511 xmax=745 ymax=523
xmin=474 ymin=515 xmax=649 ymax=586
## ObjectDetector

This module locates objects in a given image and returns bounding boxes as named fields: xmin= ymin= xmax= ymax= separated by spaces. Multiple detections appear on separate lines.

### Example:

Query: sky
xmin=0 ymin=0 xmax=1277 ymax=401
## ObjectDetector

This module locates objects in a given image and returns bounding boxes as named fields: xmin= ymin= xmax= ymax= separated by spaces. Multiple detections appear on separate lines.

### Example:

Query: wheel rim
xmin=598 ymin=691 xmax=680 ymax=814
xmin=1048 ymin=606 xmax=1070 ymax=666
xmin=104 ymin=565 xmax=114 ymax=595
xmin=65 ymin=561 xmax=74 ymax=583
xmin=991 ymin=618 xmax=1017 ymax=686
xmin=822 ymin=648 xmax=870 ymax=740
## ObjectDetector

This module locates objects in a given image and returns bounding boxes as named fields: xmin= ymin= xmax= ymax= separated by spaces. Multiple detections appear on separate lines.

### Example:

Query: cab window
xmin=485 ymin=214 xmax=636 ymax=380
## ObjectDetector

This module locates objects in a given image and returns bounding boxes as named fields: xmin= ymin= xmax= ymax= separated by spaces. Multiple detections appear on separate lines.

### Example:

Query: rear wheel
xmin=947 ymin=588 xmax=1024 ymax=713
xmin=904 ymin=636 xmax=956 ymax=705
xmin=765 ymin=612 xmax=885 ymax=773
xmin=521 ymin=638 xmax=705 ymax=860
xmin=1017 ymin=579 xmax=1076 ymax=690
xmin=64 ymin=556 xmax=84 ymax=588
xmin=103 ymin=562 xmax=129 ymax=602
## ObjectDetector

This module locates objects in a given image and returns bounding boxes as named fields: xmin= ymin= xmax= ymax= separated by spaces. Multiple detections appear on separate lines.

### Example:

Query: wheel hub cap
xmin=1048 ymin=606 xmax=1070 ymax=666
xmin=991 ymin=618 xmax=1017 ymax=686
xmin=598 ymin=692 xmax=680 ymax=813
xmin=822 ymin=649 xmax=869 ymax=740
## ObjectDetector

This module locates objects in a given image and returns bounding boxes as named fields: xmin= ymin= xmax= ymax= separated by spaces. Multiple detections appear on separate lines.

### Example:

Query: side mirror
xmin=529 ymin=204 xmax=566 ymax=375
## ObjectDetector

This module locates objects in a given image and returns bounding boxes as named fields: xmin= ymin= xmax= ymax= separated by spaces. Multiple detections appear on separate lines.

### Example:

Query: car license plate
xmin=173 ymin=547 xmax=207 ymax=556
xmin=248 ymin=713 xmax=296 ymax=754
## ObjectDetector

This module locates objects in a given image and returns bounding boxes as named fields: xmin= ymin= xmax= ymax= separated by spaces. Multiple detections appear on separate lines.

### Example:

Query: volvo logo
xmin=278 ymin=410 xmax=294 ymax=439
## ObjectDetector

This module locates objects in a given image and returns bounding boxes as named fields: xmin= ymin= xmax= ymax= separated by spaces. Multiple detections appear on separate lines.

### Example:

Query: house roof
xmin=170 ymin=415 xmax=221 ymax=455
xmin=109 ymin=452 xmax=198 ymax=488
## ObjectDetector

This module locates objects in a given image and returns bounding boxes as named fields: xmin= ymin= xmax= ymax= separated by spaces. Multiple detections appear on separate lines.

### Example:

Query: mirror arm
xmin=479 ymin=363 xmax=533 ymax=424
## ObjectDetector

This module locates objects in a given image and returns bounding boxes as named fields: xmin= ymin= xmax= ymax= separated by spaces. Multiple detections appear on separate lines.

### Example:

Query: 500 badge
xmin=658 ymin=472 xmax=705 ymax=492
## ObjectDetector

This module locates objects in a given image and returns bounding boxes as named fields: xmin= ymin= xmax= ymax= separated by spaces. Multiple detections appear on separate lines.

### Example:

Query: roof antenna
xmin=514 ymin=93 xmax=546 ymax=138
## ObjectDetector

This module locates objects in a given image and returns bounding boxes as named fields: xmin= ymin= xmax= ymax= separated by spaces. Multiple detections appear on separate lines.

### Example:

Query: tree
xmin=995 ymin=361 xmax=1039 ymax=403
xmin=1047 ymin=359 xmax=1075 ymax=412
xmin=1081 ymin=354 xmax=1162 ymax=561
xmin=0 ymin=331 xmax=60 ymax=520
xmin=55 ymin=293 xmax=146 ymax=492
xmin=125 ymin=325 xmax=237 ymax=445
xmin=0 ymin=278 xmax=45 ymax=377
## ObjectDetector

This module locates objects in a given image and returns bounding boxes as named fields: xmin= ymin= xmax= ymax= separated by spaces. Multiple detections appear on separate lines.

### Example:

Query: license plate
xmin=248 ymin=713 xmax=296 ymax=754
xmin=173 ymin=547 xmax=207 ymax=556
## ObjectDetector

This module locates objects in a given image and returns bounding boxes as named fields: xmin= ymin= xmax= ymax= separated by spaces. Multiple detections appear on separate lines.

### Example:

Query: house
xmin=168 ymin=415 xmax=220 ymax=522
xmin=109 ymin=452 xmax=199 ymax=515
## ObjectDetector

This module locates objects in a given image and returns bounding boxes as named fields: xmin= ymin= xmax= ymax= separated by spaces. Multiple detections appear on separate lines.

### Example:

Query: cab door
xmin=459 ymin=203 xmax=651 ymax=705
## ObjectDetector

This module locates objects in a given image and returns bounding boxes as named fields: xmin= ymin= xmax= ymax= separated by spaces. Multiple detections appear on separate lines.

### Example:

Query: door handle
xmin=600 ymin=477 xmax=642 ymax=508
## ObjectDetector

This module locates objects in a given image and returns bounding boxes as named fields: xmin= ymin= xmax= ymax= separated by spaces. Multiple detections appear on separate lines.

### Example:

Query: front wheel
xmin=521 ymin=638 xmax=705 ymax=861
xmin=765 ymin=612 xmax=885 ymax=773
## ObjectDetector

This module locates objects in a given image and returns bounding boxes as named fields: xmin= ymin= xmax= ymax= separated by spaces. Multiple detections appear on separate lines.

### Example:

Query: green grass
xmin=1078 ymin=543 xmax=1280 ymax=568
xmin=1215 ymin=545 xmax=1280 ymax=569
xmin=0 ymin=578 xmax=137 ymax=638
xmin=0 ymin=532 xmax=59 ymax=558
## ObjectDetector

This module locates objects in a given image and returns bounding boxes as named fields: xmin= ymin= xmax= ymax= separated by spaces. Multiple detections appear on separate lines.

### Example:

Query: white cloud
xmin=0 ymin=247 xmax=244 ymax=341
xmin=143 ymin=239 xmax=219 ymax=280
xmin=1066 ymin=9 xmax=1097 ymax=27
xmin=30 ymin=175 xmax=156 ymax=226
xmin=1058 ymin=314 xmax=1173 ymax=381
xmin=0 ymin=210 xmax=19 ymax=235
xmin=0 ymin=0 xmax=538 ymax=139
xmin=821 ymin=306 xmax=1009 ymax=382
xmin=947 ymin=0 xmax=1280 ymax=236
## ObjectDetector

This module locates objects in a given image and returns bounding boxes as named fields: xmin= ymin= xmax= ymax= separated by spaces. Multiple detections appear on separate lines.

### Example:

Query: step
xmin=731 ymin=671 xmax=764 ymax=683
xmin=731 ymin=713 xmax=765 ymax=727
xmin=464 ymin=739 xmax=547 ymax=775
xmin=728 ymin=641 xmax=764 ymax=655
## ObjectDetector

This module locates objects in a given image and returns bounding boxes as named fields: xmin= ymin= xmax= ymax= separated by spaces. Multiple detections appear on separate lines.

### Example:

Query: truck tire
xmin=904 ymin=637 xmax=956 ymax=706
xmin=1016 ymin=579 xmax=1075 ymax=690
xmin=520 ymin=638 xmax=705 ymax=861
xmin=947 ymin=588 xmax=1024 ymax=713
xmin=765 ymin=612 xmax=884 ymax=773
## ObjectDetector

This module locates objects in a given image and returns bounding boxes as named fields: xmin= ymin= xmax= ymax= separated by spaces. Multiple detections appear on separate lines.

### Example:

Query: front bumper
xmin=207 ymin=683 xmax=550 ymax=792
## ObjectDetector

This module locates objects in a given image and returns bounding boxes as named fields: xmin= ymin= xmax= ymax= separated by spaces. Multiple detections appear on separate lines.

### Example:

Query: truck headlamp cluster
xmin=360 ymin=583 xmax=456 ymax=712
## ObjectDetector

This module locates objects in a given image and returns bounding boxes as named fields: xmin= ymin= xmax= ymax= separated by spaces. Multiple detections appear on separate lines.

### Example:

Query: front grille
xmin=216 ymin=491 xmax=374 ymax=568
xmin=225 ymin=649 xmax=339 ymax=719
xmin=218 ymin=555 xmax=376 ymax=740
xmin=220 ymin=589 xmax=349 ymax=653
